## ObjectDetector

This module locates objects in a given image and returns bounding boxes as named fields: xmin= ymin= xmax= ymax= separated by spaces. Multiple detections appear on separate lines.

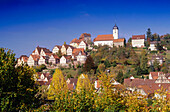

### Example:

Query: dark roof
xmin=113 ymin=24 xmax=118 ymax=29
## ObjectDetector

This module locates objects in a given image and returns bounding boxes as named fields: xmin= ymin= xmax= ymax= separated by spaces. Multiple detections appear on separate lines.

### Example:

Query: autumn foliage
xmin=37 ymin=70 xmax=170 ymax=111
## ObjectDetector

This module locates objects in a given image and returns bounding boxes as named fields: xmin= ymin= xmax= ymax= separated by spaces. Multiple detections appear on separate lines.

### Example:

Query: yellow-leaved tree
xmin=76 ymin=74 xmax=91 ymax=92
xmin=47 ymin=69 xmax=68 ymax=100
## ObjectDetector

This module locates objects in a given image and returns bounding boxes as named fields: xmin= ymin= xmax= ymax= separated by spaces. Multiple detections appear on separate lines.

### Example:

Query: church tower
xmin=113 ymin=24 xmax=119 ymax=39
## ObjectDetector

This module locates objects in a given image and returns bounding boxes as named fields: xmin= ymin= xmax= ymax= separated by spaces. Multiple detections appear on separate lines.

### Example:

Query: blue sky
xmin=0 ymin=0 xmax=170 ymax=57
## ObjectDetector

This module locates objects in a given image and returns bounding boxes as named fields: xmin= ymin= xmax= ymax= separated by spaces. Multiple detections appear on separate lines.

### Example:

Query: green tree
xmin=97 ymin=63 xmax=105 ymax=73
xmin=0 ymin=48 xmax=39 ymax=111
xmin=146 ymin=28 xmax=152 ymax=42
xmin=140 ymin=50 xmax=148 ymax=74
xmin=153 ymin=59 xmax=160 ymax=71
xmin=104 ymin=59 xmax=111 ymax=68
xmin=128 ymin=37 xmax=132 ymax=43
xmin=115 ymin=70 xmax=124 ymax=84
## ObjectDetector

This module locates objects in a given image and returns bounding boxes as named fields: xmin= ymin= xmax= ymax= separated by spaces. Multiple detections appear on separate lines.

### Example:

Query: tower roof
xmin=113 ymin=24 xmax=118 ymax=29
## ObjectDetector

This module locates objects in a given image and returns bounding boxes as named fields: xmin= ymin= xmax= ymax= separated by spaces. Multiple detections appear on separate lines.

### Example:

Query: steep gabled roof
xmin=30 ymin=54 xmax=40 ymax=61
xmin=54 ymin=45 xmax=62 ymax=49
xmin=19 ymin=55 xmax=29 ymax=63
xmin=51 ymin=54 xmax=59 ymax=59
xmin=32 ymin=46 xmax=52 ymax=55
xmin=132 ymin=35 xmax=145 ymax=39
xmin=150 ymin=72 xmax=163 ymax=80
xmin=93 ymin=34 xmax=114 ymax=42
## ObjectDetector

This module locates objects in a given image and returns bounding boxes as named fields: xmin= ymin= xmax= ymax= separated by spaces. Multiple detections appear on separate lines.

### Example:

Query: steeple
xmin=113 ymin=24 xmax=119 ymax=39
xmin=113 ymin=24 xmax=118 ymax=29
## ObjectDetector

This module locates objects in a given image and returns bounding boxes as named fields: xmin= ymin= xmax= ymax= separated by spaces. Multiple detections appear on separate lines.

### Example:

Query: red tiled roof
xmin=52 ymin=54 xmax=59 ymax=59
xmin=93 ymin=34 xmax=114 ymax=42
xmin=32 ymin=46 xmax=52 ymax=55
xmin=150 ymin=72 xmax=163 ymax=80
xmin=19 ymin=55 xmax=29 ymax=63
xmin=31 ymin=55 xmax=40 ymax=61
xmin=80 ymin=33 xmax=91 ymax=38
xmin=132 ymin=35 xmax=145 ymax=39
xmin=113 ymin=38 xmax=125 ymax=42
xmin=72 ymin=48 xmax=86 ymax=56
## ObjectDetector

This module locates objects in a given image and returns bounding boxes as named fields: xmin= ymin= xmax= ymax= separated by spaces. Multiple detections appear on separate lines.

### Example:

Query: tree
xmin=140 ymin=50 xmax=148 ymax=74
xmin=115 ymin=70 xmax=124 ymax=84
xmin=128 ymin=37 xmax=132 ymax=43
xmin=0 ymin=48 xmax=39 ymax=111
xmin=83 ymin=55 xmax=95 ymax=72
xmin=104 ymin=59 xmax=111 ymax=68
xmin=153 ymin=59 xmax=160 ymax=71
xmin=48 ymin=69 xmax=68 ymax=100
xmin=146 ymin=28 xmax=152 ymax=42
xmin=76 ymin=74 xmax=91 ymax=92
xmin=98 ymin=63 xmax=105 ymax=73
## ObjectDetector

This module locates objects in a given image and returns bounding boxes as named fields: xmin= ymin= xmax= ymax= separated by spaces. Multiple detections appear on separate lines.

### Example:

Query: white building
xmin=52 ymin=45 xmax=61 ymax=54
xmin=132 ymin=35 xmax=145 ymax=47
xmin=93 ymin=24 xmax=124 ymax=47
xmin=27 ymin=55 xmax=40 ymax=66
xmin=77 ymin=41 xmax=87 ymax=50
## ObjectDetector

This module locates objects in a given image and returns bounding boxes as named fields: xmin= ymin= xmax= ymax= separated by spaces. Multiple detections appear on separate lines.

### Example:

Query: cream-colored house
xmin=148 ymin=41 xmax=160 ymax=51
xmin=77 ymin=51 xmax=87 ymax=64
xmin=38 ymin=56 xmax=49 ymax=65
xmin=52 ymin=45 xmax=61 ymax=54
xmin=61 ymin=44 xmax=70 ymax=55
xmin=32 ymin=46 xmax=52 ymax=56
xmin=67 ymin=46 xmax=74 ymax=55
xmin=113 ymin=38 xmax=125 ymax=47
xmin=60 ymin=55 xmax=72 ymax=65
xmin=27 ymin=55 xmax=40 ymax=66
xmin=70 ymin=38 xmax=80 ymax=48
xmin=17 ymin=55 xmax=28 ymax=65
xmin=49 ymin=54 xmax=59 ymax=64
xmin=132 ymin=35 xmax=145 ymax=47
xmin=78 ymin=41 xmax=87 ymax=50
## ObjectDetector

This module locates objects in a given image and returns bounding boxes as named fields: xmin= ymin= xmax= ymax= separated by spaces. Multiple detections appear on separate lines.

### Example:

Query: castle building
xmin=93 ymin=24 xmax=125 ymax=47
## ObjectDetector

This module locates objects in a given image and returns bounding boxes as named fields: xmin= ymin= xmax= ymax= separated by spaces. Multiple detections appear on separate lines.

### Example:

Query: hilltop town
xmin=16 ymin=25 xmax=170 ymax=100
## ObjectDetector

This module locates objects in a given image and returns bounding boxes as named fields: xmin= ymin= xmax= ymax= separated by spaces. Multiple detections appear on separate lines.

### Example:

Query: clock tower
xmin=113 ymin=24 xmax=119 ymax=39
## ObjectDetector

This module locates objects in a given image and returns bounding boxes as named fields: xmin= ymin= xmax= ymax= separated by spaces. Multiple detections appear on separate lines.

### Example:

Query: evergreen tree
xmin=147 ymin=28 xmax=152 ymax=42
xmin=115 ymin=70 xmax=124 ymax=84
xmin=140 ymin=50 xmax=148 ymax=74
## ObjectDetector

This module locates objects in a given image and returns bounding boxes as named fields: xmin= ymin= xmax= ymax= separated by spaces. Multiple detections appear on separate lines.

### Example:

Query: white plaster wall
xmin=114 ymin=42 xmax=124 ymax=47
xmin=67 ymin=47 xmax=72 ymax=55
xmin=38 ymin=56 xmax=46 ymax=65
xmin=27 ymin=56 xmax=35 ymax=66
xmin=49 ymin=56 xmax=56 ymax=64
xmin=132 ymin=39 xmax=144 ymax=47
xmin=94 ymin=41 xmax=113 ymax=47
xmin=60 ymin=56 xmax=66 ymax=64
xmin=113 ymin=29 xmax=118 ymax=39
xmin=52 ymin=47 xmax=59 ymax=54
xmin=78 ymin=41 xmax=86 ymax=50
